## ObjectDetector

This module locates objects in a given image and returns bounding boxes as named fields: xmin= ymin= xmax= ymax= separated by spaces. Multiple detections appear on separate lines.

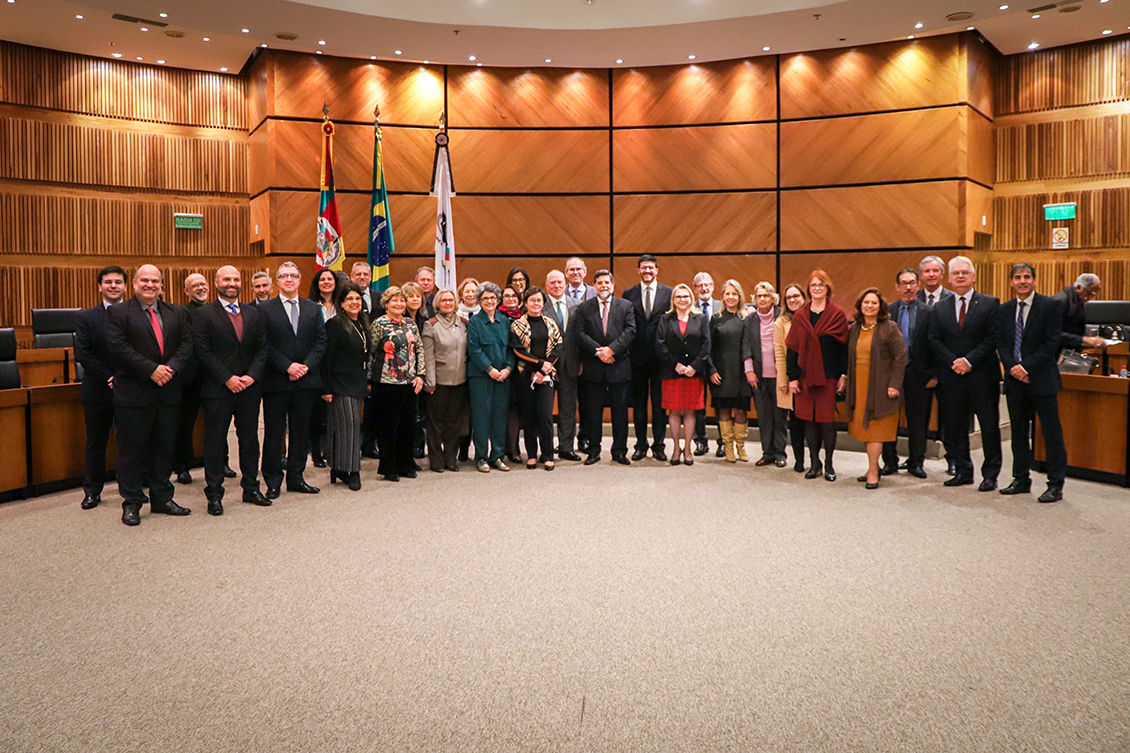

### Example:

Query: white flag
xmin=432 ymin=143 xmax=457 ymax=292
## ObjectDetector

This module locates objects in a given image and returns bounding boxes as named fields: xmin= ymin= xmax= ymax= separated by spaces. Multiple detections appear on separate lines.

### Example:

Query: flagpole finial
xmin=322 ymin=102 xmax=330 ymax=121
xmin=374 ymin=104 xmax=381 ymax=123
xmin=438 ymin=112 xmax=446 ymax=130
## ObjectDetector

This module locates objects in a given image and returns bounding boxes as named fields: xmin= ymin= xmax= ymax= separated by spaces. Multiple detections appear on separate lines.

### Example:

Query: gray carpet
xmin=2 ymin=438 xmax=1129 ymax=752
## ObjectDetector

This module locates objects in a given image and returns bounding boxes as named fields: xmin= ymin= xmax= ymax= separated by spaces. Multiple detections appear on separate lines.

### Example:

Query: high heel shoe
xmin=670 ymin=447 xmax=682 ymax=466
xmin=804 ymin=462 xmax=823 ymax=479
xmin=347 ymin=472 xmax=362 ymax=491
xmin=330 ymin=469 xmax=344 ymax=484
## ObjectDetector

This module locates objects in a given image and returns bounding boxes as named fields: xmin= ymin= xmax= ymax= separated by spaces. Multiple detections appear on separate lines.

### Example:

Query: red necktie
xmin=147 ymin=306 xmax=165 ymax=355
xmin=958 ymin=297 xmax=967 ymax=328
xmin=601 ymin=301 xmax=609 ymax=335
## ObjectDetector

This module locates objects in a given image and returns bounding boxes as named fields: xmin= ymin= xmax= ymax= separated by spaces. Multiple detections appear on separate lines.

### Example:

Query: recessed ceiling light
xmin=242 ymin=28 xmax=250 ymax=33
xmin=315 ymin=50 xmax=322 ymax=54
xmin=1032 ymin=14 xmax=1040 ymax=19
xmin=545 ymin=58 xmax=552 ymax=63
xmin=221 ymin=67 xmax=228 ymax=72
xmin=616 ymin=58 xmax=623 ymax=64
xmin=423 ymin=60 xmax=429 ymax=64
xmin=394 ymin=50 xmax=402 ymax=55
xmin=1103 ymin=29 xmax=1113 ymax=34
xmin=111 ymin=53 xmax=122 ymax=58
xmin=967 ymin=26 xmax=975 ymax=30
xmin=915 ymin=22 xmax=923 ymax=29
xmin=75 ymin=14 xmax=83 ymax=19
xmin=688 ymin=54 xmax=696 ymax=59
xmin=999 ymin=4 xmax=1008 ymax=9
xmin=469 ymin=55 xmax=476 ymax=61
xmin=1028 ymin=42 xmax=1039 ymax=49
xmin=157 ymin=59 xmax=165 ymax=64
xmin=203 ymin=37 xmax=210 ymax=42
xmin=140 ymin=27 xmax=148 ymax=32
xmin=907 ymin=35 xmax=915 ymax=39
xmin=763 ymin=46 xmax=771 ymax=51
xmin=318 ymin=40 xmax=326 ymax=45
xmin=476 ymin=62 xmax=482 ymax=67
xmin=6 ymin=1 xmax=14 ymax=4
xmin=260 ymin=43 xmax=267 ymax=48
xmin=159 ymin=12 xmax=168 ymax=18
xmin=370 ymin=55 xmax=376 ymax=60
xmin=136 ymin=56 xmax=143 ymax=60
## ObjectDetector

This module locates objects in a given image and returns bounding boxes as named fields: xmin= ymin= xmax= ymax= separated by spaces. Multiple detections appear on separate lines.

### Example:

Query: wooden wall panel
xmin=963 ymin=34 xmax=995 ymax=119
xmin=612 ymin=254 xmax=778 ymax=302
xmin=991 ymin=188 xmax=1130 ymax=251
xmin=614 ymin=193 xmax=776 ymax=255
xmin=965 ymin=183 xmax=994 ymax=248
xmin=975 ymin=255 xmax=1130 ymax=303
xmin=250 ymin=193 xmax=271 ymax=249
xmin=262 ymin=51 xmax=444 ymax=125
xmin=0 ymin=186 xmax=250 ymax=259
xmin=612 ymin=58 xmax=777 ymax=126
xmin=995 ymin=114 xmax=1130 ymax=183
xmin=612 ymin=123 xmax=776 ymax=192
xmin=780 ymin=250 xmax=931 ymax=310
xmin=0 ymin=113 xmax=248 ymax=193
xmin=781 ymin=181 xmax=964 ymax=251
xmin=269 ymin=191 xmax=436 ymax=258
xmin=447 ymin=67 xmax=609 ymax=128
xmin=249 ymin=124 xmax=270 ymax=197
xmin=966 ymin=109 xmax=995 ymax=188
xmin=264 ymin=120 xmax=435 ymax=193
xmin=448 ymin=129 xmax=609 ymax=193
xmin=0 ymin=41 xmax=246 ymax=129
xmin=781 ymin=108 xmax=964 ymax=187
xmin=780 ymin=35 xmax=964 ymax=120
xmin=995 ymin=36 xmax=1130 ymax=116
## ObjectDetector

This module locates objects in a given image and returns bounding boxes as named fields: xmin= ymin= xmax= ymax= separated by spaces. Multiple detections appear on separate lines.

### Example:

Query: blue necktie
xmin=899 ymin=305 xmax=912 ymax=358
xmin=1014 ymin=301 xmax=1026 ymax=362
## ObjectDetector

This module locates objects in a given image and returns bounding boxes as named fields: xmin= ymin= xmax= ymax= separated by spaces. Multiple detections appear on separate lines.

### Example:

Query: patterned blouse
xmin=369 ymin=315 xmax=425 ymax=385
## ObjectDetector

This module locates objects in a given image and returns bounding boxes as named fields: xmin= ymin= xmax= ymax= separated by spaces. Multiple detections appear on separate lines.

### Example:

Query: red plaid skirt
xmin=662 ymin=377 xmax=704 ymax=411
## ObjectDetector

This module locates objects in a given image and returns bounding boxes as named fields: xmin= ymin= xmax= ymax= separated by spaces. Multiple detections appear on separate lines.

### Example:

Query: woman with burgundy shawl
xmin=785 ymin=270 xmax=849 ymax=482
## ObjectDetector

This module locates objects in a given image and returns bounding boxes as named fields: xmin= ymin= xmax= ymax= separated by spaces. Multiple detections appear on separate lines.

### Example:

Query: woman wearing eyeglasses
xmin=774 ymin=283 xmax=809 ymax=472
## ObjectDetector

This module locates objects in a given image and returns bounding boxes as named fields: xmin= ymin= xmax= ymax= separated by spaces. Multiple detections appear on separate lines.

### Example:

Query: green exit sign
xmin=174 ymin=213 xmax=203 ymax=230
xmin=1043 ymin=202 xmax=1076 ymax=221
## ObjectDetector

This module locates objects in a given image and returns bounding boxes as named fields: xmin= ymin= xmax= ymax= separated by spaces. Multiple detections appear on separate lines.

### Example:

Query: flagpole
xmin=316 ymin=103 xmax=345 ymax=271
xmin=431 ymin=112 xmax=457 ymax=292
xmin=369 ymin=104 xmax=395 ymax=293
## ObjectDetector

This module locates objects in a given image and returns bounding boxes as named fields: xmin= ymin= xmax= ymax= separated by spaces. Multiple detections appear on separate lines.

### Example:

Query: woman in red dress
xmin=656 ymin=283 xmax=712 ymax=465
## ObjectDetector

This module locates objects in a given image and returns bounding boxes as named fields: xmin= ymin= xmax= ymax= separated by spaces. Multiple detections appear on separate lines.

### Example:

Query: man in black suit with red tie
xmin=74 ymin=265 xmax=127 ymax=510
xmin=927 ymin=256 xmax=1002 ymax=491
xmin=260 ymin=262 xmax=327 ymax=498
xmin=995 ymin=263 xmax=1067 ymax=503
xmin=623 ymin=254 xmax=672 ymax=461
xmin=576 ymin=269 xmax=637 ymax=465
xmin=192 ymin=265 xmax=271 ymax=515
xmin=104 ymin=264 xmax=194 ymax=526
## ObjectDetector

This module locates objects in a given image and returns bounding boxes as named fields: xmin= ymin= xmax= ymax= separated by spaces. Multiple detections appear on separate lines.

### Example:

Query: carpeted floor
xmin=1 ymin=437 xmax=1128 ymax=752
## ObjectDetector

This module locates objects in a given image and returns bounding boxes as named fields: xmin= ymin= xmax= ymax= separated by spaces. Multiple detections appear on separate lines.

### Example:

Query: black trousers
xmin=580 ymin=380 xmax=629 ymax=458
xmin=630 ymin=367 xmax=666 ymax=451
xmin=375 ymin=382 xmax=417 ymax=477
xmin=202 ymin=388 xmax=262 ymax=500
xmin=174 ymin=378 xmax=202 ymax=473
xmin=1006 ymin=385 xmax=1066 ymax=485
xmin=361 ymin=392 xmax=379 ymax=453
xmin=82 ymin=400 xmax=115 ymax=496
xmin=116 ymin=403 xmax=177 ymax=508
xmin=882 ymin=373 xmax=931 ymax=469
xmin=939 ymin=379 xmax=1002 ymax=482
xmin=519 ymin=373 xmax=556 ymax=462
xmin=262 ymin=388 xmax=316 ymax=488
xmin=554 ymin=374 xmax=579 ymax=454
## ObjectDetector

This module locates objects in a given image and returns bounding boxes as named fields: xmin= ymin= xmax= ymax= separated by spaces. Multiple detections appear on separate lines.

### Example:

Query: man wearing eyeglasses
xmin=882 ymin=268 xmax=935 ymax=479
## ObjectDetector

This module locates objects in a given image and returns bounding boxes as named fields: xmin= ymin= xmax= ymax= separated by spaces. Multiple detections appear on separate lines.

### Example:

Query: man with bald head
xmin=191 ymin=266 xmax=270 ymax=514
xmin=173 ymin=272 xmax=212 ymax=483
xmin=105 ymin=264 xmax=195 ymax=526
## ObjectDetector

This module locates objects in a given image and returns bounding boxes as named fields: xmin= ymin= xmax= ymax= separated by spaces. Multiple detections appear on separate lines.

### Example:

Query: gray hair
xmin=753 ymin=281 xmax=780 ymax=306
xmin=476 ymin=281 xmax=502 ymax=304
xmin=1075 ymin=273 xmax=1101 ymax=289
xmin=252 ymin=271 xmax=270 ymax=282
xmin=918 ymin=255 xmax=946 ymax=273
xmin=276 ymin=261 xmax=300 ymax=279
xmin=949 ymin=255 xmax=974 ymax=273
xmin=693 ymin=272 xmax=714 ymax=286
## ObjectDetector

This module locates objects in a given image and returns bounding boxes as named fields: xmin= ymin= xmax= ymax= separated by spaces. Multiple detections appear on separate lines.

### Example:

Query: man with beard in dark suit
xmin=172 ymin=272 xmax=210 ymax=485
xmin=576 ymin=269 xmax=636 ymax=465
xmin=996 ymin=263 xmax=1068 ymax=503
xmin=927 ymin=255 xmax=1002 ymax=492
xmin=104 ymin=264 xmax=194 ymax=526
xmin=192 ymin=265 xmax=271 ymax=515
xmin=74 ymin=265 xmax=126 ymax=510
xmin=259 ymin=262 xmax=327 ymax=499
xmin=881 ymin=268 xmax=935 ymax=478
xmin=623 ymin=254 xmax=672 ymax=462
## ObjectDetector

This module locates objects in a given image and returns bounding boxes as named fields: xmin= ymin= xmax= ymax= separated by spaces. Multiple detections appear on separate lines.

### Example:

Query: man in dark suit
xmin=545 ymin=270 xmax=582 ymax=461
xmin=173 ymin=272 xmax=210 ymax=484
xmin=249 ymin=271 xmax=273 ymax=307
xmin=623 ymin=254 xmax=673 ymax=461
xmin=260 ymin=262 xmax=327 ymax=498
xmin=881 ymin=268 xmax=936 ymax=478
xmin=576 ymin=269 xmax=636 ymax=465
xmin=350 ymin=261 xmax=374 ymax=314
xmin=350 ymin=260 xmax=381 ymax=457
xmin=415 ymin=266 xmax=437 ymax=319
xmin=192 ymin=266 xmax=271 ymax=515
xmin=104 ymin=264 xmax=194 ymax=526
xmin=1052 ymin=273 xmax=1104 ymax=350
xmin=565 ymin=257 xmax=597 ymax=302
xmin=927 ymin=255 xmax=1002 ymax=491
xmin=74 ymin=265 xmax=127 ymax=510
xmin=691 ymin=271 xmax=724 ymax=457
xmin=995 ymin=263 xmax=1068 ymax=503
xmin=916 ymin=254 xmax=956 ymax=475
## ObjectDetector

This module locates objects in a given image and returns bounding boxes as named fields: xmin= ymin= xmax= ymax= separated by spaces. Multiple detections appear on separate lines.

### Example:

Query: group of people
xmin=73 ymin=252 xmax=1096 ymax=525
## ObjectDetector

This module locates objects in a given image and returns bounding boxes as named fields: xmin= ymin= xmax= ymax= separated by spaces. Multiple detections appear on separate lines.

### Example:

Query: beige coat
xmin=773 ymin=314 xmax=793 ymax=411
xmin=422 ymin=315 xmax=467 ymax=388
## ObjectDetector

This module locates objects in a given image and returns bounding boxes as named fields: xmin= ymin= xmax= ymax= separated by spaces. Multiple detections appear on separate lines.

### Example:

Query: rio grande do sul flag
xmin=316 ymin=119 xmax=344 ymax=271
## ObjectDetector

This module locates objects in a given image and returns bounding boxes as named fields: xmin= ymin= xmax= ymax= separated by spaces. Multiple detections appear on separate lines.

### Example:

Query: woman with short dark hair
xmin=369 ymin=286 xmax=425 ymax=482
xmin=321 ymin=283 xmax=369 ymax=490
xmin=467 ymin=282 xmax=515 ymax=473
xmin=510 ymin=286 xmax=563 ymax=470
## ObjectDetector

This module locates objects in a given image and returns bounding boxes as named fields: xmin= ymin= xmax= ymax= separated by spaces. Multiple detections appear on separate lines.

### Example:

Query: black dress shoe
xmin=946 ymin=460 xmax=957 ymax=476
xmin=312 ymin=456 xmax=328 ymax=468
xmin=362 ymin=446 xmax=380 ymax=459
xmin=613 ymin=454 xmax=632 ymax=465
xmin=693 ymin=442 xmax=708 ymax=457
xmin=384 ymin=473 xmax=400 ymax=482
xmin=824 ymin=470 xmax=837 ymax=482
xmin=857 ymin=475 xmax=869 ymax=482
xmin=1038 ymin=484 xmax=1063 ymax=503
xmin=446 ymin=462 xmax=460 ymax=472
xmin=715 ymin=444 xmax=726 ymax=458
xmin=804 ymin=463 xmax=823 ymax=479
xmin=652 ymin=448 xmax=668 ymax=462
xmin=879 ymin=465 xmax=898 ymax=476
xmin=242 ymin=489 xmax=271 ymax=506
xmin=287 ymin=480 xmax=321 ymax=494
xmin=907 ymin=466 xmax=928 ymax=479
xmin=978 ymin=479 xmax=997 ymax=492
xmin=898 ymin=459 xmax=909 ymax=470
xmin=347 ymin=472 xmax=362 ymax=491
xmin=175 ymin=470 xmax=192 ymax=485
xmin=265 ymin=486 xmax=281 ymax=500
xmin=631 ymin=449 xmax=647 ymax=462
xmin=683 ymin=457 xmax=693 ymax=466
xmin=944 ymin=476 xmax=973 ymax=487
xmin=80 ymin=493 xmax=101 ymax=510
xmin=999 ymin=478 xmax=1032 ymax=495
xmin=670 ymin=456 xmax=681 ymax=466
xmin=223 ymin=465 xmax=237 ymax=479
xmin=121 ymin=506 xmax=141 ymax=526
xmin=866 ymin=481 xmax=880 ymax=490
xmin=794 ymin=460 xmax=805 ymax=473
xmin=401 ymin=469 xmax=417 ymax=479
xmin=151 ymin=500 xmax=191 ymax=516
xmin=559 ymin=450 xmax=582 ymax=462
xmin=583 ymin=454 xmax=600 ymax=465
xmin=207 ymin=499 xmax=224 ymax=516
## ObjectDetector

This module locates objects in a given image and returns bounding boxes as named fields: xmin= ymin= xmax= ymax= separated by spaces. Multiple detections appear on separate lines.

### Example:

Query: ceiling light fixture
xmin=1028 ymin=42 xmax=1039 ymax=49
xmin=1102 ymin=29 xmax=1113 ymax=34
xmin=763 ymin=46 xmax=771 ymax=51
xmin=75 ymin=14 xmax=83 ymax=19
xmin=221 ymin=67 xmax=228 ymax=72
xmin=999 ymin=4 xmax=1008 ymax=9
xmin=111 ymin=52 xmax=122 ymax=57
xmin=476 ymin=62 xmax=482 ymax=66
xmin=315 ymin=50 xmax=322 ymax=54
xmin=423 ymin=60 xmax=429 ymax=64
xmin=968 ymin=26 xmax=975 ymax=30
xmin=260 ymin=43 xmax=267 ymax=48
xmin=157 ymin=59 xmax=165 ymax=64
xmin=159 ymin=12 xmax=168 ymax=18
xmin=318 ymin=40 xmax=326 ymax=45
xmin=370 ymin=55 xmax=376 ymax=60
xmin=140 ymin=27 xmax=148 ymax=32
xmin=915 ymin=22 xmax=923 ymax=29
xmin=1032 ymin=14 xmax=1040 ymax=19
xmin=136 ymin=56 xmax=143 ymax=60
xmin=688 ymin=54 xmax=696 ymax=59
xmin=907 ymin=35 xmax=915 ymax=39
xmin=395 ymin=50 xmax=402 ymax=54
xmin=242 ymin=28 xmax=250 ymax=33
xmin=469 ymin=55 xmax=476 ymax=60
xmin=545 ymin=58 xmax=552 ymax=63
xmin=616 ymin=58 xmax=623 ymax=64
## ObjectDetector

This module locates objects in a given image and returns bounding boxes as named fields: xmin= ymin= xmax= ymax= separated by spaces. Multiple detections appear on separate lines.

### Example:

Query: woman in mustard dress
xmin=846 ymin=288 xmax=906 ymax=489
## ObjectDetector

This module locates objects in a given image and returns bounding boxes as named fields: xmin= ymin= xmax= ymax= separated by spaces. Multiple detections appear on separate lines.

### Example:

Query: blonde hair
xmin=721 ymin=279 xmax=747 ymax=317
xmin=665 ymin=283 xmax=701 ymax=316
xmin=753 ymin=281 xmax=780 ymax=307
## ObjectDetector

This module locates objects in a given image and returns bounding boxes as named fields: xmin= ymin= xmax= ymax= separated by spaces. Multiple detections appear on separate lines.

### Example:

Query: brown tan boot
xmin=718 ymin=419 xmax=737 ymax=462
xmin=734 ymin=421 xmax=749 ymax=462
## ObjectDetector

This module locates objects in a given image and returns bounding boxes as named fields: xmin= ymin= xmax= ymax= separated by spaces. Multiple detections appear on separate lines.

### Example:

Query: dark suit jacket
xmin=576 ymin=296 xmax=636 ymax=384
xmin=104 ymin=298 xmax=194 ymax=407
xmin=260 ymin=295 xmax=327 ymax=392
xmin=1051 ymin=285 xmax=1087 ymax=350
xmin=545 ymin=295 xmax=581 ymax=378
xmin=917 ymin=288 xmax=955 ymax=307
xmin=996 ymin=294 xmax=1064 ymax=397
xmin=888 ymin=298 xmax=934 ymax=381
xmin=566 ymin=283 xmax=597 ymax=302
xmin=927 ymin=291 xmax=1001 ymax=386
xmin=740 ymin=306 xmax=780 ymax=378
xmin=321 ymin=315 xmax=370 ymax=399
xmin=623 ymin=283 xmax=673 ymax=369
xmin=74 ymin=303 xmax=115 ymax=403
xmin=191 ymin=300 xmax=268 ymax=400
xmin=655 ymin=313 xmax=711 ymax=381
